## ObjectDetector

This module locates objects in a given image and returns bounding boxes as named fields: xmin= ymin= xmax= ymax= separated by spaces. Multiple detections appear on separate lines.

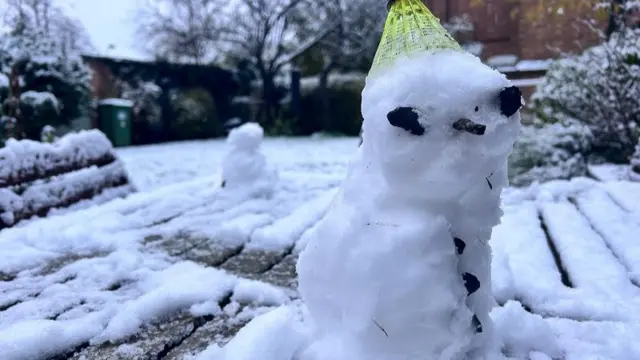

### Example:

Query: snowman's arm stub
xmin=499 ymin=86 xmax=524 ymax=118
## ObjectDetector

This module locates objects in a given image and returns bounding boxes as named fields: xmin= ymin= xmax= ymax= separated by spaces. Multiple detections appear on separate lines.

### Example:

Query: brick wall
xmin=425 ymin=0 xmax=603 ymax=60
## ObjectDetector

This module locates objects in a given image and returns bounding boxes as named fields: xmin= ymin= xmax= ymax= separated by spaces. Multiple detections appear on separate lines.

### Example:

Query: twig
xmin=373 ymin=319 xmax=388 ymax=337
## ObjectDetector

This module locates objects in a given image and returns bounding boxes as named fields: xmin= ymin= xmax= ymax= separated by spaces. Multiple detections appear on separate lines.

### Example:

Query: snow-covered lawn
xmin=1 ymin=138 xmax=640 ymax=360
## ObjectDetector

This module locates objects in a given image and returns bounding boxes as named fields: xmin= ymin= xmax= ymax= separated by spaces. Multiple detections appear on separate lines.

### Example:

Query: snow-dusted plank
xmin=0 ymin=130 xmax=116 ymax=188
xmin=574 ymin=187 xmax=640 ymax=285
xmin=540 ymin=201 xmax=638 ymax=296
xmin=491 ymin=202 xmax=565 ymax=303
xmin=601 ymin=181 xmax=640 ymax=214
xmin=247 ymin=189 xmax=338 ymax=252
xmin=1 ymin=161 xmax=131 ymax=228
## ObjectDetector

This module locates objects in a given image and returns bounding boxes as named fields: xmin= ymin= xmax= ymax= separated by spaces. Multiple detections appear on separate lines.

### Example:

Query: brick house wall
xmin=425 ymin=0 xmax=602 ymax=61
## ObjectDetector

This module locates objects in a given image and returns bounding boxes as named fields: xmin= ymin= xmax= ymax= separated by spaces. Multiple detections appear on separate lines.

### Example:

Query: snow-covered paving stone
xmin=574 ymin=187 xmax=640 ymax=285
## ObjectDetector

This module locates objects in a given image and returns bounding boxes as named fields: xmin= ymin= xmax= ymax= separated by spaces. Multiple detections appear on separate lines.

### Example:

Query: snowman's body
xmin=297 ymin=51 xmax=522 ymax=360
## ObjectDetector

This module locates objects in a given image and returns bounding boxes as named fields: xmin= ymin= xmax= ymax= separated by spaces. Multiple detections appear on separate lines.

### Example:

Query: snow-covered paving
xmin=1 ymin=139 xmax=640 ymax=359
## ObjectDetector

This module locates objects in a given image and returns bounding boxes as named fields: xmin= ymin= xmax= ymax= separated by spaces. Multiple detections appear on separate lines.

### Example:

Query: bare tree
xmin=136 ymin=0 xmax=230 ymax=64
xmin=2 ymin=0 xmax=93 ymax=54
xmin=293 ymin=0 xmax=386 ymax=129
xmin=220 ymin=0 xmax=336 ymax=127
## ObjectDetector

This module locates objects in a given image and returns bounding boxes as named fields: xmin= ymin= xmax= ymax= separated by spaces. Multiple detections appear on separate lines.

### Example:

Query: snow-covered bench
xmin=0 ymin=130 xmax=135 ymax=229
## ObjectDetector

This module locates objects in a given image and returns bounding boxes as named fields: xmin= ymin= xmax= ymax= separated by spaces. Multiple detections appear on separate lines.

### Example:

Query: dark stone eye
xmin=474 ymin=106 xmax=479 ymax=112
xmin=387 ymin=107 xmax=425 ymax=136
xmin=499 ymin=86 xmax=523 ymax=117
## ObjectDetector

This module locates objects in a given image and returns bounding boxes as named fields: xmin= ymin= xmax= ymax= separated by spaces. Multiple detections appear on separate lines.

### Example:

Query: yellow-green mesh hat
xmin=369 ymin=0 xmax=462 ymax=76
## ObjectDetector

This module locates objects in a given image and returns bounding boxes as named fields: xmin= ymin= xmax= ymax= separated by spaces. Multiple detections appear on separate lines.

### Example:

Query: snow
xmin=248 ymin=189 xmax=337 ymax=252
xmin=20 ymin=91 xmax=59 ymax=108
xmin=588 ymin=164 xmax=630 ymax=182
xmin=4 ymin=130 xmax=640 ymax=359
xmin=487 ymin=54 xmax=519 ymax=68
xmin=194 ymin=304 xmax=310 ymax=360
xmin=98 ymin=98 xmax=134 ymax=107
xmin=297 ymin=50 xmax=521 ymax=360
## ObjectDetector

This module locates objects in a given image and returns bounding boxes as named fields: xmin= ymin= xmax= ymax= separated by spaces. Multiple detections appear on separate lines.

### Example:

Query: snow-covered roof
xmin=98 ymin=98 xmax=134 ymax=107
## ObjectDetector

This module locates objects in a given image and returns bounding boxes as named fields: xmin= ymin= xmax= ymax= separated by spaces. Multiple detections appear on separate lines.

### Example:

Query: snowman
xmin=296 ymin=0 xmax=524 ymax=359
xmin=220 ymin=122 xmax=278 ymax=198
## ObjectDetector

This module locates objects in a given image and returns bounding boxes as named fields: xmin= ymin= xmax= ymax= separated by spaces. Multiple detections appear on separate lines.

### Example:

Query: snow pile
xmin=297 ymin=50 xmax=523 ymax=360
xmin=221 ymin=122 xmax=278 ymax=198
xmin=629 ymin=138 xmax=640 ymax=181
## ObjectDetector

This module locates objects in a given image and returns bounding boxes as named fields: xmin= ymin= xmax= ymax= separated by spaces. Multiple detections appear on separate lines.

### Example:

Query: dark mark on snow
xmin=454 ymin=237 xmax=466 ymax=255
xmin=538 ymin=213 xmax=573 ymax=288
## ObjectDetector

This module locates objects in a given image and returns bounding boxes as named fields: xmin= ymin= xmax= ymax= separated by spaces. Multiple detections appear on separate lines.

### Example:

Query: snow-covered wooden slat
xmin=541 ymin=201 xmax=638 ymax=296
xmin=0 ymin=162 xmax=132 ymax=229
xmin=573 ymin=188 xmax=640 ymax=286
xmin=491 ymin=202 xmax=566 ymax=304
xmin=0 ymin=130 xmax=116 ymax=188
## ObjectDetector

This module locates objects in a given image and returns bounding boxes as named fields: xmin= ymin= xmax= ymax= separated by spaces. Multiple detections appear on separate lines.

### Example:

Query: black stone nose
xmin=499 ymin=86 xmax=523 ymax=118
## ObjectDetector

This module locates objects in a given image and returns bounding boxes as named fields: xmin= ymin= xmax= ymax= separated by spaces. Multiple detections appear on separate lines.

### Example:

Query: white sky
xmin=61 ymin=0 xmax=150 ymax=61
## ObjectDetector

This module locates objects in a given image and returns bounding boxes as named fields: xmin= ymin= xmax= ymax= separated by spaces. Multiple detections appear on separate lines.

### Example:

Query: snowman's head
xmin=361 ymin=51 xmax=522 ymax=201
xmin=227 ymin=122 xmax=264 ymax=151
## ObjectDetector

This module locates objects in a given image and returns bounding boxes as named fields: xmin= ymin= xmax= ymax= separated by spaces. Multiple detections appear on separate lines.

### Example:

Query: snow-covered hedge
xmin=508 ymin=119 xmax=593 ymax=187
xmin=530 ymin=29 xmax=640 ymax=163
xmin=0 ymin=129 xmax=116 ymax=187
xmin=19 ymin=91 xmax=61 ymax=138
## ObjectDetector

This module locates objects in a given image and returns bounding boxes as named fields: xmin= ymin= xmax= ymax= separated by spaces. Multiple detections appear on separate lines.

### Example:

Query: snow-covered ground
xmin=116 ymin=137 xmax=358 ymax=191
xmin=1 ymin=138 xmax=640 ymax=360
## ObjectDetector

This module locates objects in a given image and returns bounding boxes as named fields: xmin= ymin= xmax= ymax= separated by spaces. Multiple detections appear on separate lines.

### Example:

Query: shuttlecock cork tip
xmin=370 ymin=0 xmax=463 ymax=76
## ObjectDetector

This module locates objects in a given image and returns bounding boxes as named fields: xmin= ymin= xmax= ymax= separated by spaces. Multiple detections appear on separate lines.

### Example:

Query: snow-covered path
xmin=1 ymin=138 xmax=640 ymax=360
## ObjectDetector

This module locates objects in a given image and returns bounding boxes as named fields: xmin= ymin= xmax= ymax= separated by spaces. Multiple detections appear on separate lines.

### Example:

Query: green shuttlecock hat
xmin=369 ymin=0 xmax=463 ymax=76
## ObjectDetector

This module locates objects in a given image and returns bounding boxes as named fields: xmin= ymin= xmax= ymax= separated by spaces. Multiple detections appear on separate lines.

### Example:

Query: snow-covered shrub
xmin=121 ymin=81 xmax=162 ymax=125
xmin=508 ymin=119 xmax=593 ymax=187
xmin=630 ymin=138 xmax=640 ymax=181
xmin=530 ymin=28 xmax=640 ymax=163
xmin=170 ymin=87 xmax=221 ymax=139
xmin=19 ymin=91 xmax=60 ymax=139
xmin=298 ymin=73 xmax=365 ymax=136
xmin=0 ymin=27 xmax=92 ymax=134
